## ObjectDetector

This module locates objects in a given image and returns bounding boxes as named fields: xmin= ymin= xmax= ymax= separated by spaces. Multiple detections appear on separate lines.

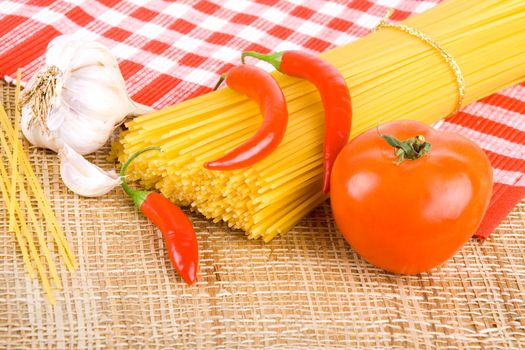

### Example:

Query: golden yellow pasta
xmin=8 ymin=70 xmax=22 ymax=231
xmin=0 ymin=157 xmax=56 ymax=303
xmin=116 ymin=0 xmax=525 ymax=242
xmin=0 ymin=76 xmax=77 ymax=303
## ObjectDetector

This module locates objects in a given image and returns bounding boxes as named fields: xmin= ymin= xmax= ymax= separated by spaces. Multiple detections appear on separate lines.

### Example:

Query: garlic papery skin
xmin=21 ymin=34 xmax=153 ymax=156
xmin=59 ymin=144 xmax=121 ymax=197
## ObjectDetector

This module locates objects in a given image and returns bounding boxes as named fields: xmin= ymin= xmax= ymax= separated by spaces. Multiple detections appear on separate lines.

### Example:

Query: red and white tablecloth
xmin=0 ymin=0 xmax=523 ymax=238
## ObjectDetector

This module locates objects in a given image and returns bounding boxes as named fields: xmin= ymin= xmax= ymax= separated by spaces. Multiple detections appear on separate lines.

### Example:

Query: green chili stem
xmin=241 ymin=51 xmax=284 ymax=72
xmin=213 ymin=73 xmax=227 ymax=91
xmin=120 ymin=146 xmax=161 ymax=207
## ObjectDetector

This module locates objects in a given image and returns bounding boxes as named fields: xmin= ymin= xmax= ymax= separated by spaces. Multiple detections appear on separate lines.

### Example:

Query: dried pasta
xmin=0 ymin=76 xmax=76 ymax=303
xmin=116 ymin=0 xmax=525 ymax=241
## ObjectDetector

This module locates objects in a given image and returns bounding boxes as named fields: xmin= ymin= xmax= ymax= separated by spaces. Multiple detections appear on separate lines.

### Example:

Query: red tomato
xmin=330 ymin=120 xmax=493 ymax=274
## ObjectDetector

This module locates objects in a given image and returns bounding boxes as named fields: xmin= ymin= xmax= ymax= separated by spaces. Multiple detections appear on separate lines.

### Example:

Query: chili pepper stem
xmin=241 ymin=51 xmax=284 ymax=71
xmin=120 ymin=146 xmax=162 ymax=207
xmin=381 ymin=134 xmax=431 ymax=165
xmin=213 ymin=74 xmax=227 ymax=91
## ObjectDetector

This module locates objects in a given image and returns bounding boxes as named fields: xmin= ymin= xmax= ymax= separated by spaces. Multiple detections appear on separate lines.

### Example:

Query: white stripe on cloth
xmin=493 ymin=167 xmax=525 ymax=187
xmin=461 ymin=103 xmax=525 ymax=133
xmin=499 ymin=84 xmax=525 ymax=100
xmin=440 ymin=122 xmax=525 ymax=161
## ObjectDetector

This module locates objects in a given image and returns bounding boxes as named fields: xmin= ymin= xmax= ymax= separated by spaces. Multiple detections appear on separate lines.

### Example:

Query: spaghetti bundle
xmin=115 ymin=0 xmax=525 ymax=242
xmin=0 ymin=74 xmax=76 ymax=303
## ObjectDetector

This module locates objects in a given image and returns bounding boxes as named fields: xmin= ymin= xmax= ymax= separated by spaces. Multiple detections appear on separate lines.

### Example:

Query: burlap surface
xmin=1 ymin=80 xmax=524 ymax=349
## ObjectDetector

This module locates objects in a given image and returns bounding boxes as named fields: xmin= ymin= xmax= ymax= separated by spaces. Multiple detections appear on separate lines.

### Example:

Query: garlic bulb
xmin=21 ymin=35 xmax=152 ymax=197
xmin=59 ymin=144 xmax=121 ymax=197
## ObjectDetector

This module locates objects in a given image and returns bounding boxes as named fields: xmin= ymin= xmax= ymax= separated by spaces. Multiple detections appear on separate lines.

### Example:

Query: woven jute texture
xmin=1 ymin=80 xmax=524 ymax=350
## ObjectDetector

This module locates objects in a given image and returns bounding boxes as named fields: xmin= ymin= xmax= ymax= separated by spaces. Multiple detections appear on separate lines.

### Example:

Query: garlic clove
xmin=53 ymin=106 xmax=115 ymax=155
xmin=62 ymin=58 xmax=138 ymax=122
xmin=59 ymin=144 xmax=121 ymax=197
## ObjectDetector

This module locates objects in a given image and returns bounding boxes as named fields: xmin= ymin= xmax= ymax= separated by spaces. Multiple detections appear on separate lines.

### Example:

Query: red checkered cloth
xmin=0 ymin=0 xmax=523 ymax=238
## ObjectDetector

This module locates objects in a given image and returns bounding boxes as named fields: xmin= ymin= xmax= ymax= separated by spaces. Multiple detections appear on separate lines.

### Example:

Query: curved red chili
xmin=203 ymin=65 xmax=288 ymax=171
xmin=120 ymin=147 xmax=198 ymax=285
xmin=242 ymin=50 xmax=352 ymax=193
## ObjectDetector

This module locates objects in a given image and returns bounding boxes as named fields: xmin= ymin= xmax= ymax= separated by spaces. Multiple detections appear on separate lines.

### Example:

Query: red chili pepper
xmin=203 ymin=64 xmax=288 ymax=170
xmin=120 ymin=146 xmax=198 ymax=285
xmin=242 ymin=50 xmax=352 ymax=193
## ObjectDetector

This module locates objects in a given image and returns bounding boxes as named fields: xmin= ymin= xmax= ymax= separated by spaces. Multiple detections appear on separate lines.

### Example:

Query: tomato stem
xmin=382 ymin=134 xmax=431 ymax=165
